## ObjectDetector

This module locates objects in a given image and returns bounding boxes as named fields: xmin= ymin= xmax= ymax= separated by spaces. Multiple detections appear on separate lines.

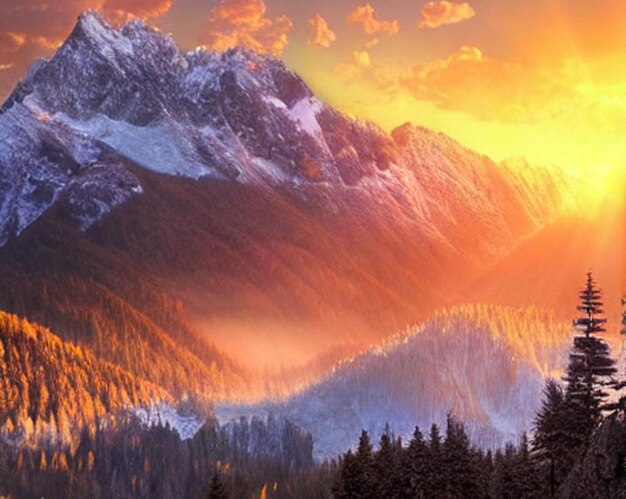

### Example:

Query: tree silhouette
xmin=562 ymin=272 xmax=616 ymax=436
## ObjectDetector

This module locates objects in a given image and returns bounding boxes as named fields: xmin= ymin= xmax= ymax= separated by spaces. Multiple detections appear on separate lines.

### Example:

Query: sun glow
xmin=279 ymin=1 xmax=626 ymax=209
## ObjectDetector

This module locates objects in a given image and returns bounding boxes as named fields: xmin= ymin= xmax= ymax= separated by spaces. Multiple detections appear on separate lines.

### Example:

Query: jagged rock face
xmin=0 ymin=103 xmax=141 ymax=246
xmin=0 ymin=11 xmax=573 ymax=258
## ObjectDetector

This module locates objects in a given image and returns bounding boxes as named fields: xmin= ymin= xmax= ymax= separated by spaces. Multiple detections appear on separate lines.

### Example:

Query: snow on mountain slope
xmin=0 ymin=11 xmax=574 ymax=261
xmin=217 ymin=305 xmax=571 ymax=459
xmin=0 ymin=101 xmax=141 ymax=245
xmin=135 ymin=403 xmax=204 ymax=440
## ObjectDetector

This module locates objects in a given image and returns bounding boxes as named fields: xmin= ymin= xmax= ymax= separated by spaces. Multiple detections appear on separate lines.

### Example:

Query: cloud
xmin=0 ymin=32 xmax=27 ymax=51
xmin=397 ymin=46 xmax=519 ymax=118
xmin=365 ymin=38 xmax=379 ymax=48
xmin=199 ymin=0 xmax=293 ymax=56
xmin=395 ymin=46 xmax=620 ymax=128
xmin=336 ymin=50 xmax=373 ymax=80
xmin=347 ymin=4 xmax=399 ymax=35
xmin=103 ymin=0 xmax=173 ymax=22
xmin=308 ymin=14 xmax=336 ymax=48
xmin=419 ymin=1 xmax=475 ymax=29
xmin=352 ymin=50 xmax=371 ymax=67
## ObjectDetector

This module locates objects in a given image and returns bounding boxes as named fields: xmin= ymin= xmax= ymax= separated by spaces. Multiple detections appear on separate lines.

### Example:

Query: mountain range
xmin=0 ymin=11 xmax=593 ymax=458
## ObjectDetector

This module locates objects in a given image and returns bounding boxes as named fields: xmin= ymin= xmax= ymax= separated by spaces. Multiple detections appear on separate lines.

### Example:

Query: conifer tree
xmin=401 ymin=426 xmax=430 ymax=498
xmin=333 ymin=430 xmax=375 ymax=498
xmin=532 ymin=379 xmax=569 ymax=496
xmin=562 ymin=272 xmax=616 ymax=440
xmin=510 ymin=433 xmax=541 ymax=498
xmin=490 ymin=444 xmax=516 ymax=499
xmin=427 ymin=423 xmax=445 ymax=496
xmin=534 ymin=274 xmax=617 ymax=496
xmin=442 ymin=414 xmax=478 ymax=498
xmin=207 ymin=468 xmax=228 ymax=499
xmin=372 ymin=427 xmax=403 ymax=498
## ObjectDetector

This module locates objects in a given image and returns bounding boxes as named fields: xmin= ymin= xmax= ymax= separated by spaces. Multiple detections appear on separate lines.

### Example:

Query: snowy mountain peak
xmin=75 ymin=10 xmax=115 ymax=38
xmin=70 ymin=11 xmax=135 ymax=62
xmin=0 ymin=10 xmax=574 ymax=255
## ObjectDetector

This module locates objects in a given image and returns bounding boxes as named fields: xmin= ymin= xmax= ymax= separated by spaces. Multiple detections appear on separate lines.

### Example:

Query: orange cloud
xmin=419 ymin=1 xmax=476 ymax=29
xmin=336 ymin=49 xmax=380 ymax=82
xmin=395 ymin=46 xmax=624 ymax=131
xmin=308 ymin=14 xmax=336 ymax=48
xmin=199 ymin=0 xmax=293 ymax=56
xmin=353 ymin=50 xmax=371 ymax=67
xmin=347 ymin=4 xmax=399 ymax=35
xmin=103 ymin=0 xmax=173 ymax=22
xmin=0 ymin=32 xmax=27 ymax=51
xmin=398 ymin=46 xmax=523 ymax=119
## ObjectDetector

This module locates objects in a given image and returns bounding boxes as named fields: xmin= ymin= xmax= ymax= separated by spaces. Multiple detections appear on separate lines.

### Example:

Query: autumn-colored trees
xmin=0 ymin=311 xmax=168 ymax=447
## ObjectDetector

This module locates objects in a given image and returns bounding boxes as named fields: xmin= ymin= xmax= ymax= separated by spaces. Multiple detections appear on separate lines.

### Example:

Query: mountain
xmin=0 ymin=310 xmax=169 ymax=446
xmin=0 ymin=11 xmax=576 ymax=375
xmin=467 ymin=193 xmax=625 ymax=327
xmin=217 ymin=305 xmax=571 ymax=459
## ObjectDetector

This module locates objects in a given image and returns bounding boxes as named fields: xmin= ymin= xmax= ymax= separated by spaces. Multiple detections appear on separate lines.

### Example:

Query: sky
xmin=0 ymin=0 xmax=624 ymax=189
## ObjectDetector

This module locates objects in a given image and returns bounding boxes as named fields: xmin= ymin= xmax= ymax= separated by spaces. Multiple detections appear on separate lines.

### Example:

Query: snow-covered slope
xmin=217 ymin=305 xmax=571 ymax=459
xmin=135 ymin=403 xmax=203 ymax=440
xmin=0 ymin=102 xmax=141 ymax=245
xmin=0 ymin=11 xmax=574 ymax=261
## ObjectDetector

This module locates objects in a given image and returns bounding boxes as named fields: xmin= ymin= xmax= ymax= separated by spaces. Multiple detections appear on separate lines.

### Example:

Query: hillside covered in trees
xmin=0 ymin=311 xmax=169 ymax=447
xmin=330 ymin=273 xmax=626 ymax=499
xmin=222 ymin=304 xmax=571 ymax=459
xmin=1 ymin=274 xmax=624 ymax=498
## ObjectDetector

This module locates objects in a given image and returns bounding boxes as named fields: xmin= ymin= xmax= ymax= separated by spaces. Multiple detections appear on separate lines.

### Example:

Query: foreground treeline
xmin=333 ymin=273 xmax=626 ymax=498
xmin=0 ymin=413 xmax=323 ymax=499
xmin=333 ymin=418 xmax=539 ymax=498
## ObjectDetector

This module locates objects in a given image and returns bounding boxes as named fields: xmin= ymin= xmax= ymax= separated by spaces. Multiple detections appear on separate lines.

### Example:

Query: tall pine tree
xmin=371 ymin=426 xmax=403 ymax=498
xmin=532 ymin=379 xmax=570 ymax=496
xmin=333 ymin=430 xmax=375 ymax=498
xmin=401 ymin=426 xmax=430 ymax=498
xmin=442 ymin=414 xmax=478 ymax=498
xmin=562 ymin=272 xmax=616 ymax=438
xmin=533 ymin=274 xmax=617 ymax=496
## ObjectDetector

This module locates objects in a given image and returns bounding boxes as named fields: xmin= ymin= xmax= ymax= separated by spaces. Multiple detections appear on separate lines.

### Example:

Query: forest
xmin=0 ymin=273 xmax=625 ymax=498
